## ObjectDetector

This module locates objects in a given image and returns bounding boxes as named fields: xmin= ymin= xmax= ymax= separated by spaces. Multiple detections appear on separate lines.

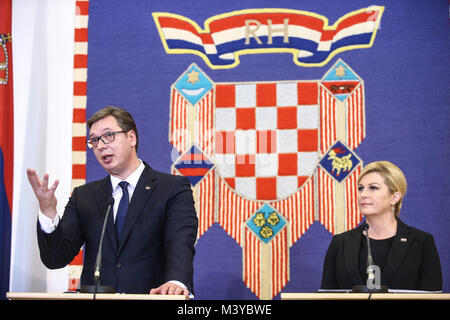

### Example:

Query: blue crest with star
xmin=321 ymin=59 xmax=361 ymax=102
xmin=173 ymin=64 xmax=213 ymax=105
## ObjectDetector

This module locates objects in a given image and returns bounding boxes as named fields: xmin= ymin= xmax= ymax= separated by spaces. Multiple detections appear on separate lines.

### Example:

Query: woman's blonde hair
xmin=358 ymin=161 xmax=407 ymax=216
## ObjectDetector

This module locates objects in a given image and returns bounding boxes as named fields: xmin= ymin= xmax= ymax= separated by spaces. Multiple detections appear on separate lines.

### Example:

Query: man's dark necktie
xmin=115 ymin=181 xmax=129 ymax=240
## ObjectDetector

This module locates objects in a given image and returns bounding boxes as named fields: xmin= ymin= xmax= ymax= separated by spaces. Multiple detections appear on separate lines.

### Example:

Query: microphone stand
xmin=352 ymin=223 xmax=388 ymax=294
xmin=80 ymin=199 xmax=116 ymax=297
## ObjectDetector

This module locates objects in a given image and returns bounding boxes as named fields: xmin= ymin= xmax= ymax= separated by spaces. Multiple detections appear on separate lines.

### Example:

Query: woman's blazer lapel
xmin=343 ymin=226 xmax=365 ymax=285
xmin=382 ymin=219 xmax=415 ymax=285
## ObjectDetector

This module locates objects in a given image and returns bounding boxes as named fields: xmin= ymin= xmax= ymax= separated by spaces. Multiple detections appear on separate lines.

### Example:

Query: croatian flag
xmin=153 ymin=6 xmax=383 ymax=68
xmin=0 ymin=0 xmax=13 ymax=300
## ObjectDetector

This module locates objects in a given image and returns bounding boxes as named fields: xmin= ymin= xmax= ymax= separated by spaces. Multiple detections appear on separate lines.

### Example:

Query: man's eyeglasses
xmin=87 ymin=130 xmax=129 ymax=149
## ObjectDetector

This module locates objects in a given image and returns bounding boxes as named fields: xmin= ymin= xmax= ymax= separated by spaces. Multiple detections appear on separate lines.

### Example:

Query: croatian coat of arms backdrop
xmin=63 ymin=0 xmax=449 ymax=298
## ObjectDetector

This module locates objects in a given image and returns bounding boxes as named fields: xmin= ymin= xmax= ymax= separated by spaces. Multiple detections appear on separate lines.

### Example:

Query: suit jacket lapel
xmin=118 ymin=163 xmax=157 ymax=253
xmin=344 ymin=226 xmax=364 ymax=285
xmin=382 ymin=219 xmax=415 ymax=285
xmin=95 ymin=176 xmax=118 ymax=249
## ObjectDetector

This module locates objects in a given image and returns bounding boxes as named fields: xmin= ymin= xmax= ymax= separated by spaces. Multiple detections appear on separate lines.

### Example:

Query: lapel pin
xmin=400 ymin=238 xmax=407 ymax=242
xmin=145 ymin=186 xmax=151 ymax=190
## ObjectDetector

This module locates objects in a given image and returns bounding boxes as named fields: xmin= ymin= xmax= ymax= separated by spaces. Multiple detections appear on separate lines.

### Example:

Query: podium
xmin=280 ymin=292 xmax=450 ymax=300
xmin=6 ymin=292 xmax=188 ymax=300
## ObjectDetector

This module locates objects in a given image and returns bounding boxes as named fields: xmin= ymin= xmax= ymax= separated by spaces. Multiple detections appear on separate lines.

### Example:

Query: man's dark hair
xmin=87 ymin=106 xmax=139 ymax=151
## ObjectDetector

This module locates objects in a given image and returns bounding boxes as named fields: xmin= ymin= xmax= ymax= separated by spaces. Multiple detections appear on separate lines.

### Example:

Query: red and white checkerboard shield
xmin=214 ymin=81 xmax=319 ymax=201
xmin=169 ymin=61 xmax=365 ymax=299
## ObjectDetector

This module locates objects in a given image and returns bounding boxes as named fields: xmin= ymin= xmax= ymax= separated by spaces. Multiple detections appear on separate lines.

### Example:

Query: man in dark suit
xmin=27 ymin=106 xmax=198 ymax=296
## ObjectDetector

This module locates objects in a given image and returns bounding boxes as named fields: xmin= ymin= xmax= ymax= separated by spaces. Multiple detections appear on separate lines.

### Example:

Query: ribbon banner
xmin=153 ymin=6 xmax=384 ymax=68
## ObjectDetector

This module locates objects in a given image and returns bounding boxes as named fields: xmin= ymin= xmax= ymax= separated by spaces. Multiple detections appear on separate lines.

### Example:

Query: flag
xmin=9 ymin=0 xmax=75 ymax=294
xmin=153 ymin=6 xmax=383 ymax=68
xmin=0 ymin=0 xmax=13 ymax=299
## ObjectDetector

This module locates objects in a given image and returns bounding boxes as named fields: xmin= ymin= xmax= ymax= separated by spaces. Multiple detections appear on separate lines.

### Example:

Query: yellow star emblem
xmin=334 ymin=65 xmax=347 ymax=78
xmin=186 ymin=69 xmax=200 ymax=84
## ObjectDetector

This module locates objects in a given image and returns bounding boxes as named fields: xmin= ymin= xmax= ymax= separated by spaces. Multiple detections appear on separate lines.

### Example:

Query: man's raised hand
xmin=26 ymin=169 xmax=59 ymax=220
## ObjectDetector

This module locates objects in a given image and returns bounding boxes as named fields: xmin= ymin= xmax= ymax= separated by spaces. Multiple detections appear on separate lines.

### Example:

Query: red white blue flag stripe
xmin=0 ymin=0 xmax=13 ymax=300
xmin=153 ymin=7 xmax=383 ymax=68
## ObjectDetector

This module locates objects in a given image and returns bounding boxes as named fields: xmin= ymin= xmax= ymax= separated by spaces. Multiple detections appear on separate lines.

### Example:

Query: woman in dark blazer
xmin=321 ymin=161 xmax=442 ymax=291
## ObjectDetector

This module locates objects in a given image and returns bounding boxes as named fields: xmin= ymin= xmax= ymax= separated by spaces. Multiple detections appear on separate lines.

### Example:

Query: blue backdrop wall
xmin=84 ymin=0 xmax=449 ymax=299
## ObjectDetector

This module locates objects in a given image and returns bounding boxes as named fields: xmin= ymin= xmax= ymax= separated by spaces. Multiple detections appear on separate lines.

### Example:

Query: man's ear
xmin=128 ymin=130 xmax=137 ymax=148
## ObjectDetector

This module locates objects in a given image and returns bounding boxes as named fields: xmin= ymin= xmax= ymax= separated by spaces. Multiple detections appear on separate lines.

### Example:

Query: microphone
xmin=352 ymin=222 xmax=388 ymax=293
xmin=362 ymin=223 xmax=374 ymax=278
xmin=94 ymin=197 xmax=114 ymax=285
xmin=80 ymin=197 xmax=116 ymax=296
